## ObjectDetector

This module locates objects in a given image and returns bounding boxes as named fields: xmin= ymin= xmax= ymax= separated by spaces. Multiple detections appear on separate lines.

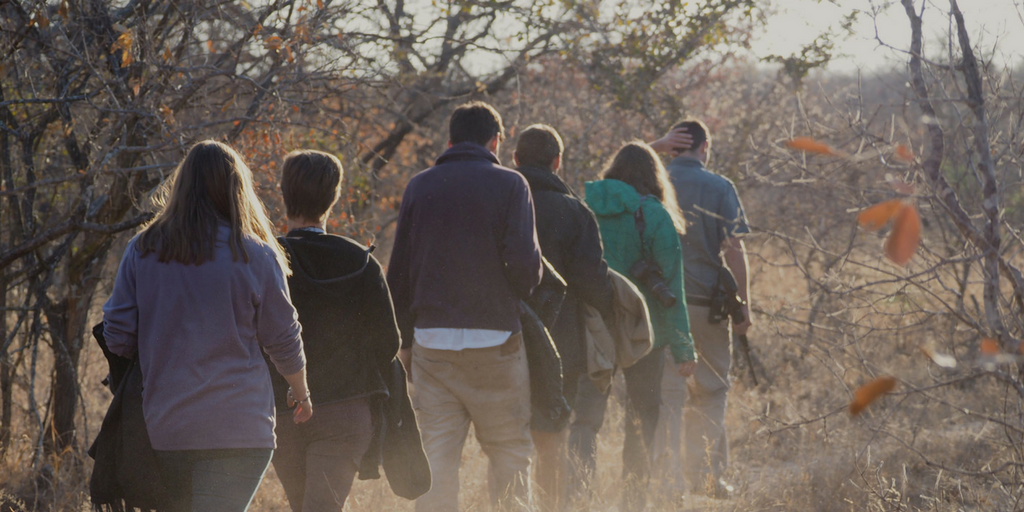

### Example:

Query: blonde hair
xmin=600 ymin=141 xmax=687 ymax=234
xmin=137 ymin=140 xmax=289 ymax=274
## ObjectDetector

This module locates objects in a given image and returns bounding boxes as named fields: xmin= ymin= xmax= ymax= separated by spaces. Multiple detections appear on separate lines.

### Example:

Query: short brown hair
xmin=671 ymin=118 xmax=711 ymax=151
xmin=280 ymin=150 xmax=343 ymax=223
xmin=515 ymin=124 xmax=563 ymax=170
xmin=449 ymin=101 xmax=505 ymax=147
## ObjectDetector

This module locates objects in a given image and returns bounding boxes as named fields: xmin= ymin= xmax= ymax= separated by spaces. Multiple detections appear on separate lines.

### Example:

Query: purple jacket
xmin=387 ymin=142 xmax=543 ymax=347
xmin=102 ymin=227 xmax=305 ymax=451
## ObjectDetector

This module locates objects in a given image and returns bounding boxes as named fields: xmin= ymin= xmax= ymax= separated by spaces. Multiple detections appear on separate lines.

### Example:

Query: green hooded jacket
xmin=584 ymin=179 xmax=695 ymax=363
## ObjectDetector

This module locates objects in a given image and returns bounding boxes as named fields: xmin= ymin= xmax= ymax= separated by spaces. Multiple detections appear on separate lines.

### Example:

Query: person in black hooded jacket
xmin=513 ymin=124 xmax=615 ymax=511
xmin=266 ymin=150 xmax=402 ymax=511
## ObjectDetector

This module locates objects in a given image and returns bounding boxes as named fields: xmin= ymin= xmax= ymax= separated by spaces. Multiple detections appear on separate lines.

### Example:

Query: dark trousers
xmin=155 ymin=448 xmax=273 ymax=512
xmin=272 ymin=398 xmax=374 ymax=512
xmin=567 ymin=348 xmax=665 ymax=512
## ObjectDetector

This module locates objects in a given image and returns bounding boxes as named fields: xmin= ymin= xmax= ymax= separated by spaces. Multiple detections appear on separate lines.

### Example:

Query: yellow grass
xmin=0 ymin=241 xmax=1015 ymax=511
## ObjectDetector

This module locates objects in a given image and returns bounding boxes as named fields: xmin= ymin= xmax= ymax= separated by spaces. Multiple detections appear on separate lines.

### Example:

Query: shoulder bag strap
xmin=633 ymin=196 xmax=651 ymax=258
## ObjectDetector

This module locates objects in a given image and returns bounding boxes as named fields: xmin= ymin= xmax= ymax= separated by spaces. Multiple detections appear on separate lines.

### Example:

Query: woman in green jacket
xmin=568 ymin=141 xmax=696 ymax=512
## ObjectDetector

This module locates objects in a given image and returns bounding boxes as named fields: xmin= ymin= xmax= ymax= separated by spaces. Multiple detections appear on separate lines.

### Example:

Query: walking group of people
xmin=96 ymin=100 xmax=751 ymax=512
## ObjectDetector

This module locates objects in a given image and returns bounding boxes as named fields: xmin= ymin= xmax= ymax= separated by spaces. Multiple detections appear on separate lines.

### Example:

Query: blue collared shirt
xmin=666 ymin=156 xmax=750 ymax=299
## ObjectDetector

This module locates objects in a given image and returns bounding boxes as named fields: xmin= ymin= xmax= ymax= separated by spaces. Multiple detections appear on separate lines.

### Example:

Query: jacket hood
xmin=281 ymin=232 xmax=373 ymax=297
xmin=435 ymin=142 xmax=500 ymax=166
xmin=584 ymin=179 xmax=641 ymax=217
xmin=517 ymin=166 xmax=573 ymax=196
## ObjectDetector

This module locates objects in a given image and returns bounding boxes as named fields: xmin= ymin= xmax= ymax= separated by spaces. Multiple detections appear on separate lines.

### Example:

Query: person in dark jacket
xmin=388 ymin=101 xmax=543 ymax=512
xmin=512 ymin=124 xmax=615 ymax=511
xmin=267 ymin=150 xmax=402 ymax=511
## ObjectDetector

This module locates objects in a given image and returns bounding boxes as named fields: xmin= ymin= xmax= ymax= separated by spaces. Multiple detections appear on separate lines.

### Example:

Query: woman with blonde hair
xmin=102 ymin=140 xmax=311 ymax=512
xmin=569 ymin=141 xmax=696 ymax=512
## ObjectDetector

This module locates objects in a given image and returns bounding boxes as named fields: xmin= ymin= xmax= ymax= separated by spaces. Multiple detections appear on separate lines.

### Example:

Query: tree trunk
xmin=0 ymin=278 xmax=11 ymax=456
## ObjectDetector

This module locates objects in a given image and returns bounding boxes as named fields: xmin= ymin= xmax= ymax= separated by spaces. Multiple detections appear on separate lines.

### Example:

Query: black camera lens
xmin=630 ymin=258 xmax=677 ymax=309
xmin=649 ymin=282 xmax=677 ymax=308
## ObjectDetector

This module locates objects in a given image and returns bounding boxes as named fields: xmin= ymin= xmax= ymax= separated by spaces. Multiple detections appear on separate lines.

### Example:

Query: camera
xmin=629 ymin=258 xmax=677 ymax=308
xmin=708 ymin=291 xmax=745 ymax=325
xmin=708 ymin=266 xmax=746 ymax=325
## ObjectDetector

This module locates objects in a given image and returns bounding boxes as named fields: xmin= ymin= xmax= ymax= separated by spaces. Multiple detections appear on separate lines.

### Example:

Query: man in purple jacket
xmin=387 ymin=101 xmax=543 ymax=512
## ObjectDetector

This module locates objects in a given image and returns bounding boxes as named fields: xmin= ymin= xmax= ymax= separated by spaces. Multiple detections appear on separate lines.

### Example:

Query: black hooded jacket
xmin=267 ymin=230 xmax=401 ymax=413
xmin=516 ymin=166 xmax=615 ymax=376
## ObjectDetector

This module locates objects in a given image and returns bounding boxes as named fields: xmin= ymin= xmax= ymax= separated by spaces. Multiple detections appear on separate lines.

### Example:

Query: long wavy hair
xmin=136 ymin=140 xmax=288 ymax=273
xmin=600 ymin=141 xmax=687 ymax=234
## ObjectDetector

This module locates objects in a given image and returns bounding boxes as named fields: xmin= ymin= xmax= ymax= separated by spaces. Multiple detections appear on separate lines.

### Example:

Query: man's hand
xmin=678 ymin=361 xmax=698 ymax=378
xmin=733 ymin=305 xmax=752 ymax=336
xmin=649 ymin=127 xmax=693 ymax=156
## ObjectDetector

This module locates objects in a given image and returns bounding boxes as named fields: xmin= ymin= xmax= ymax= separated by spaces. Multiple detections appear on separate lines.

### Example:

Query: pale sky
xmin=754 ymin=0 xmax=1024 ymax=72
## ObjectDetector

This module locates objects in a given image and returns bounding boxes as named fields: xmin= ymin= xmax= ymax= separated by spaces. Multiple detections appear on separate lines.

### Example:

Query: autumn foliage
xmin=2 ymin=0 xmax=1024 ymax=510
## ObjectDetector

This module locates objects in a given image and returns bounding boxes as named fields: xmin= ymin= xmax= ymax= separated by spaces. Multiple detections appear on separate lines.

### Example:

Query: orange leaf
xmin=784 ymin=137 xmax=846 ymax=157
xmin=159 ymin=105 xmax=174 ymax=125
xmin=857 ymin=199 xmax=903 ymax=232
xmin=34 ymin=11 xmax=50 ymax=28
xmin=110 ymin=30 xmax=134 ymax=67
xmin=895 ymin=144 xmax=915 ymax=162
xmin=981 ymin=338 xmax=1000 ymax=355
xmin=850 ymin=376 xmax=897 ymax=415
xmin=264 ymin=35 xmax=283 ymax=51
xmin=884 ymin=204 xmax=920 ymax=265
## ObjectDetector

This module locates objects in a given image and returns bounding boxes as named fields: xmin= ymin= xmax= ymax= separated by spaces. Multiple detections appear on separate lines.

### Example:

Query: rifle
xmin=734 ymin=334 xmax=759 ymax=386
xmin=709 ymin=266 xmax=766 ymax=386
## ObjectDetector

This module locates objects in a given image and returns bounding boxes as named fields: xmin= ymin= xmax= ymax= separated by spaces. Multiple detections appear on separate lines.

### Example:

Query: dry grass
xmin=1 ymin=240 xmax=1019 ymax=511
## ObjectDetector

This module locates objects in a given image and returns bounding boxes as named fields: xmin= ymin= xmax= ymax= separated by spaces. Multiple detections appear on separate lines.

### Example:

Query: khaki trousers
xmin=680 ymin=305 xmax=732 ymax=487
xmin=412 ymin=335 xmax=533 ymax=512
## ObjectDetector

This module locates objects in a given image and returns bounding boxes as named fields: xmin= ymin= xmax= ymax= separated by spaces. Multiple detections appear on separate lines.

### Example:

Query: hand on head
xmin=649 ymin=127 xmax=693 ymax=156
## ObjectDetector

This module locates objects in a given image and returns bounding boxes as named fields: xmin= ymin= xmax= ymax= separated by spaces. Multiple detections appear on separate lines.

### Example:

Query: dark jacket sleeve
xmin=500 ymin=175 xmax=543 ymax=300
xmin=387 ymin=186 xmax=417 ymax=348
xmin=365 ymin=255 xmax=402 ymax=366
xmin=562 ymin=202 xmax=615 ymax=320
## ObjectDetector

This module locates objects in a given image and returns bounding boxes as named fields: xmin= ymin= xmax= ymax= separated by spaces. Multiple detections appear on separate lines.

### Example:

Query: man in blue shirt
xmin=655 ymin=119 xmax=752 ymax=499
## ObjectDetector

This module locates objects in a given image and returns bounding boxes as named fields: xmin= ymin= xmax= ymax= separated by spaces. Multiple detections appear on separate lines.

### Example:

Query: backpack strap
xmin=633 ymin=196 xmax=653 ymax=257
